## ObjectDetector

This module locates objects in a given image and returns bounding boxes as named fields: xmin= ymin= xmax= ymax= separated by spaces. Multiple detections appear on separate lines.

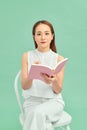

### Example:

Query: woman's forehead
xmin=35 ymin=23 xmax=51 ymax=32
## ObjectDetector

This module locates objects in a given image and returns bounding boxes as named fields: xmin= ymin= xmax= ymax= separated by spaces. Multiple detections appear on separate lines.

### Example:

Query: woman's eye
xmin=37 ymin=33 xmax=41 ymax=36
xmin=45 ymin=33 xmax=49 ymax=35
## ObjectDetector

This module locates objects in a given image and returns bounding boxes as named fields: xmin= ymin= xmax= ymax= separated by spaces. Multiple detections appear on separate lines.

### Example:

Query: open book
xmin=28 ymin=58 xmax=68 ymax=81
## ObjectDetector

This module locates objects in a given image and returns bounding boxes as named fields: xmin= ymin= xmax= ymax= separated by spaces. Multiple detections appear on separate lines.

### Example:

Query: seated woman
xmin=21 ymin=20 xmax=67 ymax=130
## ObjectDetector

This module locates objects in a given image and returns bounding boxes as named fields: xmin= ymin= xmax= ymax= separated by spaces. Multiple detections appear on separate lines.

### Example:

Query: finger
xmin=34 ymin=61 xmax=41 ymax=64
xmin=40 ymin=73 xmax=49 ymax=78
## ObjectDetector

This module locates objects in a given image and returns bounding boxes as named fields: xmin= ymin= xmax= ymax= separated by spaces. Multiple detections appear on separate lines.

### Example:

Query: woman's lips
xmin=40 ymin=41 xmax=46 ymax=44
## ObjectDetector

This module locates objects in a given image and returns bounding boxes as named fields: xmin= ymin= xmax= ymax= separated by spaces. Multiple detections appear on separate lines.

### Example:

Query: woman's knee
xmin=33 ymin=106 xmax=45 ymax=117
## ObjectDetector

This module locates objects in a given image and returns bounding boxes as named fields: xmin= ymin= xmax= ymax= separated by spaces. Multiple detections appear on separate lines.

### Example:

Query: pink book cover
xmin=28 ymin=58 xmax=68 ymax=81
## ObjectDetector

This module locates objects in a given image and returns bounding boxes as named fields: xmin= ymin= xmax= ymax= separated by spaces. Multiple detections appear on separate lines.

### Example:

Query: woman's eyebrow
xmin=36 ymin=31 xmax=50 ymax=33
xmin=45 ymin=31 xmax=50 ymax=32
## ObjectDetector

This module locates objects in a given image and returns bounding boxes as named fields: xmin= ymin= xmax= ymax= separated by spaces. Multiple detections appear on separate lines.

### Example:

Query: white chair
xmin=14 ymin=70 xmax=72 ymax=130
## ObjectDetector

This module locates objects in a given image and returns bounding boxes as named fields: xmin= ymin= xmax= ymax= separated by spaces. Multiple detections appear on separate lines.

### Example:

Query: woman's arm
xmin=40 ymin=55 xmax=65 ymax=94
xmin=21 ymin=52 xmax=33 ymax=90
xmin=51 ymin=55 xmax=65 ymax=94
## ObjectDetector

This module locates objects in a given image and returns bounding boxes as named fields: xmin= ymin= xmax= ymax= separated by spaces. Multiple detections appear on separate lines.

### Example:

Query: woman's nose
xmin=41 ymin=34 xmax=45 ymax=39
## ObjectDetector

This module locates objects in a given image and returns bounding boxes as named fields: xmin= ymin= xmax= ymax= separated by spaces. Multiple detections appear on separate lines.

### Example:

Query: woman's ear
xmin=51 ymin=34 xmax=54 ymax=40
xmin=33 ymin=35 xmax=36 ymax=42
xmin=33 ymin=35 xmax=35 ymax=39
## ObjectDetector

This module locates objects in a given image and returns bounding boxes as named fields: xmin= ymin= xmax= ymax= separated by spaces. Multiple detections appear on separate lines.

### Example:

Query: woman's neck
xmin=37 ymin=47 xmax=50 ymax=53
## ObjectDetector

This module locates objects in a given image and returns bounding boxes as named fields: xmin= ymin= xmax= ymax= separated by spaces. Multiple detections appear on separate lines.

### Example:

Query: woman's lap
xmin=24 ymin=97 xmax=64 ymax=122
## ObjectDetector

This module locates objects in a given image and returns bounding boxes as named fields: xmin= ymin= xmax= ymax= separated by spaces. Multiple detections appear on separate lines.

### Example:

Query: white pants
xmin=23 ymin=96 xmax=64 ymax=130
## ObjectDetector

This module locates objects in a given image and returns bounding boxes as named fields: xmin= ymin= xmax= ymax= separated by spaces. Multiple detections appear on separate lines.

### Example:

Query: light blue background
xmin=0 ymin=0 xmax=87 ymax=130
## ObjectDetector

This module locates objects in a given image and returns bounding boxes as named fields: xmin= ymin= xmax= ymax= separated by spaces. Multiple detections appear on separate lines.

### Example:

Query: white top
xmin=22 ymin=49 xmax=64 ymax=104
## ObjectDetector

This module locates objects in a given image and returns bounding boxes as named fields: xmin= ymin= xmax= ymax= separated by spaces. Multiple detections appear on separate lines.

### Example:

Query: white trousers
xmin=23 ymin=96 xmax=65 ymax=130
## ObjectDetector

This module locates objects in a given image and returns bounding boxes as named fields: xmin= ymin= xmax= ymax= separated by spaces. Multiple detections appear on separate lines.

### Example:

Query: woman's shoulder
xmin=51 ymin=50 xmax=64 ymax=62
xmin=22 ymin=49 xmax=35 ymax=61
xmin=22 ymin=49 xmax=34 ymax=57
xmin=22 ymin=52 xmax=28 ymax=58
xmin=58 ymin=54 xmax=64 ymax=62
xmin=22 ymin=52 xmax=28 ymax=64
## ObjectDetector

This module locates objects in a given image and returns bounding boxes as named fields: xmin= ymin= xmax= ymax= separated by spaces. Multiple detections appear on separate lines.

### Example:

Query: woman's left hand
xmin=40 ymin=73 xmax=56 ymax=84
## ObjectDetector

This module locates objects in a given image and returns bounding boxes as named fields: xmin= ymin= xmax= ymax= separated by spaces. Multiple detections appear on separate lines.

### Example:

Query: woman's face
xmin=34 ymin=23 xmax=53 ymax=51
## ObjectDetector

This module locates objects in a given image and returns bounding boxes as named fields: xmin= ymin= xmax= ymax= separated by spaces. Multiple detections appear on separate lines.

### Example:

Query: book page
xmin=28 ymin=58 xmax=68 ymax=81
xmin=28 ymin=64 xmax=53 ymax=81
xmin=54 ymin=58 xmax=68 ymax=74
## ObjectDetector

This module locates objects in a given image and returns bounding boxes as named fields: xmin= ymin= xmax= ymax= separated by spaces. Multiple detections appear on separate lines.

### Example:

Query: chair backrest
xmin=14 ymin=70 xmax=24 ymax=115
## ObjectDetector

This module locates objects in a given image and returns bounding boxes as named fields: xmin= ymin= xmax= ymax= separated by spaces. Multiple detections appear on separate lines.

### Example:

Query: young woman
xmin=21 ymin=20 xmax=66 ymax=130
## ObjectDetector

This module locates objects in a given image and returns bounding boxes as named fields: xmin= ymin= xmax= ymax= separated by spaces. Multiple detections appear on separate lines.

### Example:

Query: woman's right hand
xmin=34 ymin=61 xmax=41 ymax=64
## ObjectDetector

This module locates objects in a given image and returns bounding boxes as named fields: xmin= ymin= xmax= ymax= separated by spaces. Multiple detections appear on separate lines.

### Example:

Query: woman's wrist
xmin=22 ymin=78 xmax=33 ymax=90
xmin=51 ymin=78 xmax=62 ymax=94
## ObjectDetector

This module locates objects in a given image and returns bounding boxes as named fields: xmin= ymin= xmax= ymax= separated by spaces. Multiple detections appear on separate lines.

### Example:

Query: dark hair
xmin=32 ymin=20 xmax=57 ymax=53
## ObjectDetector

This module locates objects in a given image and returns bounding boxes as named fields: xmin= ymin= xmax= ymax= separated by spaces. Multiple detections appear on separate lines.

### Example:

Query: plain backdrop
xmin=0 ymin=0 xmax=87 ymax=130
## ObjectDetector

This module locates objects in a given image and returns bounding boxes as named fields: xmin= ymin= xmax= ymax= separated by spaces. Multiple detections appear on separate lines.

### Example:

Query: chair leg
xmin=66 ymin=125 xmax=70 ymax=130
xmin=54 ymin=125 xmax=70 ymax=130
xmin=55 ymin=126 xmax=65 ymax=130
